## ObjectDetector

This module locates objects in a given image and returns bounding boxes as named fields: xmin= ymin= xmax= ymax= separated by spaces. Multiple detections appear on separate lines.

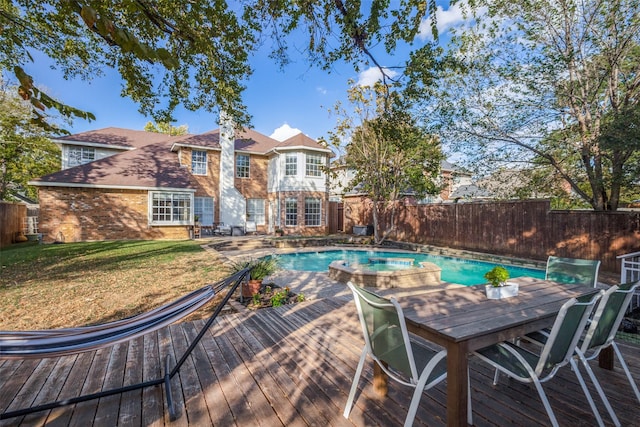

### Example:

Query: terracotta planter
xmin=242 ymin=279 xmax=263 ymax=297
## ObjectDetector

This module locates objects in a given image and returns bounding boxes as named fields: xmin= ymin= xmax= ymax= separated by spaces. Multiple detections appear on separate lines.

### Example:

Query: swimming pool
xmin=275 ymin=249 xmax=545 ymax=286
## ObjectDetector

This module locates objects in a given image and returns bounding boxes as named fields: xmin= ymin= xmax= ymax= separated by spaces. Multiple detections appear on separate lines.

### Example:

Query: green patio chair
xmin=472 ymin=291 xmax=604 ymax=427
xmin=343 ymin=282 xmax=450 ymax=427
xmin=545 ymin=256 xmax=601 ymax=287
xmin=522 ymin=256 xmax=601 ymax=343
xmin=572 ymin=280 xmax=640 ymax=426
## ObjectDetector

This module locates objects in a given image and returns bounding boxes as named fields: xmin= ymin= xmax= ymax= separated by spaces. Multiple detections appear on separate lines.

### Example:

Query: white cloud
xmin=270 ymin=123 xmax=302 ymax=141
xmin=316 ymin=86 xmax=328 ymax=95
xmin=418 ymin=2 xmax=485 ymax=41
xmin=356 ymin=67 xmax=399 ymax=87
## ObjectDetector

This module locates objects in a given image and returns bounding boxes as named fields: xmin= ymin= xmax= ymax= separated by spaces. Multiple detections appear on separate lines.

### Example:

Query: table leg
xmin=447 ymin=342 xmax=470 ymax=427
xmin=373 ymin=361 xmax=388 ymax=396
xmin=598 ymin=345 xmax=614 ymax=370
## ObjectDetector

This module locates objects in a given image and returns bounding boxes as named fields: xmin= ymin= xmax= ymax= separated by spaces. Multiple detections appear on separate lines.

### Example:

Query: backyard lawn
xmin=0 ymin=240 xmax=231 ymax=330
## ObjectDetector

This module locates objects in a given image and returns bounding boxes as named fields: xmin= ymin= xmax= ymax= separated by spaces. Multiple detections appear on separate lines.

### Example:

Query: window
xmin=285 ymin=153 xmax=297 ymax=176
xmin=194 ymin=197 xmax=214 ymax=226
xmin=150 ymin=192 xmax=192 ymax=225
xmin=67 ymin=146 xmax=95 ymax=167
xmin=192 ymin=150 xmax=207 ymax=175
xmin=236 ymin=154 xmax=250 ymax=178
xmin=247 ymin=199 xmax=266 ymax=225
xmin=305 ymin=153 xmax=323 ymax=177
xmin=305 ymin=198 xmax=321 ymax=226
xmin=285 ymin=198 xmax=298 ymax=226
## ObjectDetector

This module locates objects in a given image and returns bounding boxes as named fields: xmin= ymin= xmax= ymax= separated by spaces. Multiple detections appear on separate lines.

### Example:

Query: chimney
xmin=218 ymin=111 xmax=246 ymax=228
xmin=219 ymin=111 xmax=235 ymax=195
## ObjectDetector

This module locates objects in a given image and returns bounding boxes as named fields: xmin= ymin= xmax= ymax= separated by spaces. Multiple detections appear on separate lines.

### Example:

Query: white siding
xmin=271 ymin=151 xmax=327 ymax=192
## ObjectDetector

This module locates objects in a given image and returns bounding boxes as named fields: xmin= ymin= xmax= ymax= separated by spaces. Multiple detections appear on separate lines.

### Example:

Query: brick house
xmin=30 ymin=122 xmax=332 ymax=242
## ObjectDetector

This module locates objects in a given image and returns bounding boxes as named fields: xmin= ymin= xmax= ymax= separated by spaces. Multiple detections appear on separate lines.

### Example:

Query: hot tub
xmin=328 ymin=257 xmax=442 ymax=288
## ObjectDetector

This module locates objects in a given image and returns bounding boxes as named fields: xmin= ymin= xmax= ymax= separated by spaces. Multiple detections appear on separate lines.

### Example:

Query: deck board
xmin=1 ymin=297 xmax=639 ymax=427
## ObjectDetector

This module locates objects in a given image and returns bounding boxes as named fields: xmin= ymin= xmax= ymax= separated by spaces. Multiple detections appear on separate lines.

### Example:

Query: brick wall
xmin=179 ymin=147 xmax=222 ymax=222
xmin=271 ymin=191 xmax=329 ymax=236
xmin=38 ymin=187 xmax=189 ymax=242
xmin=235 ymin=155 xmax=269 ymax=199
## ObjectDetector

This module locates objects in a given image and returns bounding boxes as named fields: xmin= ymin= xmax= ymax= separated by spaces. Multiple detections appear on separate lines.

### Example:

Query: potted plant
xmin=484 ymin=266 xmax=518 ymax=299
xmin=231 ymin=256 xmax=280 ymax=297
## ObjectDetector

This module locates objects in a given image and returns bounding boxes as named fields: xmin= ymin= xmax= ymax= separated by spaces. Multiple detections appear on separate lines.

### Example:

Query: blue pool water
xmin=275 ymin=249 xmax=545 ymax=286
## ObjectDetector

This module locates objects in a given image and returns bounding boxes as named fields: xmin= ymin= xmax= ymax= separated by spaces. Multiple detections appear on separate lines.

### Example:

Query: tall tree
xmin=0 ymin=0 xmax=440 ymax=133
xmin=327 ymin=83 xmax=443 ymax=244
xmin=0 ymin=83 xmax=59 ymax=200
xmin=428 ymin=0 xmax=640 ymax=211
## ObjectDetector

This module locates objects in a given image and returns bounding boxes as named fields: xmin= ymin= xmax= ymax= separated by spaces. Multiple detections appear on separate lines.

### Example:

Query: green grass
xmin=0 ymin=240 xmax=230 ymax=330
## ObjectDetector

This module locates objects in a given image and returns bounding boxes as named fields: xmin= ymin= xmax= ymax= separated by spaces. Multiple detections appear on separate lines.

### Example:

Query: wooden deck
xmin=2 ymin=297 xmax=639 ymax=426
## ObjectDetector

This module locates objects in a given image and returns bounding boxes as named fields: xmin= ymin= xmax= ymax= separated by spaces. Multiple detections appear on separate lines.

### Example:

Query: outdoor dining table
xmin=374 ymin=276 xmax=603 ymax=427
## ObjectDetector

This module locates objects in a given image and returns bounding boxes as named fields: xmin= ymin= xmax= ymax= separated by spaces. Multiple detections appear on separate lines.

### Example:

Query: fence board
xmin=343 ymin=199 xmax=640 ymax=273
xmin=0 ymin=202 xmax=26 ymax=249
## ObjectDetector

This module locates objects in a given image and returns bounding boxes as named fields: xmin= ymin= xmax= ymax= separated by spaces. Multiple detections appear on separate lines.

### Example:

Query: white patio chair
xmin=343 ymin=282 xmax=450 ymax=427
xmin=472 ymin=291 xmax=605 ymax=427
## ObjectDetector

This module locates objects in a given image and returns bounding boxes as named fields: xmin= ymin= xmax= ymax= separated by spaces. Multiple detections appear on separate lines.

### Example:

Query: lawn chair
xmin=0 ymin=268 xmax=250 ymax=421
xmin=546 ymin=256 xmax=601 ymax=287
xmin=472 ymin=291 xmax=605 ymax=427
xmin=343 ymin=282 xmax=448 ymax=427
xmin=571 ymin=280 xmax=640 ymax=425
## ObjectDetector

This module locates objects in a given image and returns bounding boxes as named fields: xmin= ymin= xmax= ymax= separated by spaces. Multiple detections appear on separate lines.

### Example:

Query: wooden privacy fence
xmin=0 ymin=202 xmax=26 ymax=249
xmin=343 ymin=198 xmax=640 ymax=273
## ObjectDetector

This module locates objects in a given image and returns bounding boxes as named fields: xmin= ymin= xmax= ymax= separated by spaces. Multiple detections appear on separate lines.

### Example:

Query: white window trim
xmin=149 ymin=191 xmax=193 ymax=226
xmin=304 ymin=197 xmax=322 ymax=227
xmin=236 ymin=154 xmax=250 ymax=178
xmin=305 ymin=153 xmax=323 ymax=177
xmin=285 ymin=198 xmax=298 ymax=227
xmin=192 ymin=150 xmax=207 ymax=176
xmin=285 ymin=153 xmax=298 ymax=176
xmin=67 ymin=146 xmax=96 ymax=168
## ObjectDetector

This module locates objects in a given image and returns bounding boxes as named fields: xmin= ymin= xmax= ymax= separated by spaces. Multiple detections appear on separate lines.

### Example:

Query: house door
xmin=194 ymin=197 xmax=214 ymax=226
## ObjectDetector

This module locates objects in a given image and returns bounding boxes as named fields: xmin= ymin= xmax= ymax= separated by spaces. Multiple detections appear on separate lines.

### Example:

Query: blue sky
xmin=28 ymin=2 xmax=471 ymax=144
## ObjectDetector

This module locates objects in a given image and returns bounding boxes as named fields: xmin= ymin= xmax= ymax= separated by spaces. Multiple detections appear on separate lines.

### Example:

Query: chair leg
xmin=570 ymin=358 xmax=607 ymax=427
xmin=404 ymin=384 xmax=424 ymax=427
xmin=403 ymin=351 xmax=447 ymax=427
xmin=575 ymin=355 xmax=620 ymax=427
xmin=343 ymin=348 xmax=367 ymax=419
xmin=531 ymin=376 xmax=559 ymax=427
xmin=613 ymin=342 xmax=640 ymax=403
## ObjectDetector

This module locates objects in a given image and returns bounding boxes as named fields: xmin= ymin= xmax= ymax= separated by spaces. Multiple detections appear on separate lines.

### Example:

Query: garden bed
xmin=236 ymin=283 xmax=304 ymax=310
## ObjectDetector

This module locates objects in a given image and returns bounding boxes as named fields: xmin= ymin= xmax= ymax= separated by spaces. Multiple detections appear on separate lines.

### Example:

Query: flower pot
xmin=242 ymin=279 xmax=263 ymax=297
xmin=485 ymin=282 xmax=519 ymax=299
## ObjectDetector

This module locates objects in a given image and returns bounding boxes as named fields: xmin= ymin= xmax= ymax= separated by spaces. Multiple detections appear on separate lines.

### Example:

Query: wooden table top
xmin=400 ymin=276 xmax=602 ymax=348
